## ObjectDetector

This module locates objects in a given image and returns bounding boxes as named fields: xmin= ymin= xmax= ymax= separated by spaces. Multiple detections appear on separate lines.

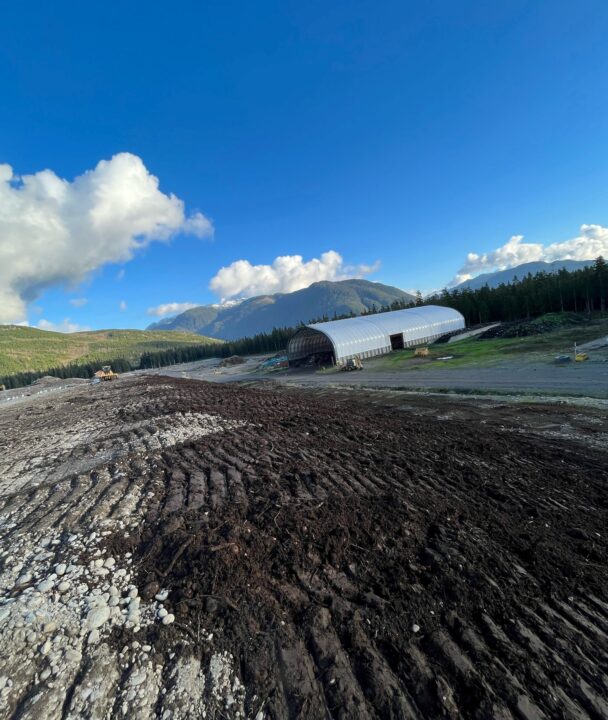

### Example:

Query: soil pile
xmin=0 ymin=376 xmax=606 ymax=719
xmin=219 ymin=355 xmax=246 ymax=367
xmin=479 ymin=313 xmax=588 ymax=339
xmin=115 ymin=378 xmax=607 ymax=719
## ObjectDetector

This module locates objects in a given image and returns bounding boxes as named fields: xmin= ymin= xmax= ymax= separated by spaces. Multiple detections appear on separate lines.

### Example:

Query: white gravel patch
xmin=0 ymin=410 xmax=246 ymax=495
xmin=0 ymin=384 xmax=249 ymax=718
xmin=0 ymin=514 xmax=248 ymax=718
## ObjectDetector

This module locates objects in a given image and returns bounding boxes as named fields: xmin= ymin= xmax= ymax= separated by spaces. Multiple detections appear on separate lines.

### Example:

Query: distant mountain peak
xmin=147 ymin=279 xmax=414 ymax=340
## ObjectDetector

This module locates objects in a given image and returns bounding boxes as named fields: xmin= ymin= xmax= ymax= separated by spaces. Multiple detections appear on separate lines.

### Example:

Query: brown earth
xmin=0 ymin=376 xmax=607 ymax=719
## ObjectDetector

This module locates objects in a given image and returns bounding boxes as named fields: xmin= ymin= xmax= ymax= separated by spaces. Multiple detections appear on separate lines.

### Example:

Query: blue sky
xmin=1 ymin=1 xmax=608 ymax=331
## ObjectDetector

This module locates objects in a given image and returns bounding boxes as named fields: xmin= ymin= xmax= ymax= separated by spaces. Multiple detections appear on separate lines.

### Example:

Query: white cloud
xmin=183 ymin=212 xmax=213 ymax=237
xmin=119 ymin=300 xmax=127 ymax=311
xmin=116 ymin=269 xmax=126 ymax=281
xmin=210 ymin=299 xmax=242 ymax=309
xmin=69 ymin=297 xmax=88 ymax=307
xmin=37 ymin=318 xmax=91 ymax=333
xmin=209 ymin=251 xmax=380 ymax=301
xmin=0 ymin=153 xmax=213 ymax=323
xmin=451 ymin=224 xmax=608 ymax=286
xmin=146 ymin=302 xmax=199 ymax=317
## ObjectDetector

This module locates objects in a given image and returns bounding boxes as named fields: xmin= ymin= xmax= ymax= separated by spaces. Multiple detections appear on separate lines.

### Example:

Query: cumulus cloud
xmin=451 ymin=224 xmax=608 ymax=286
xmin=69 ymin=297 xmax=88 ymax=307
xmin=37 ymin=318 xmax=91 ymax=333
xmin=209 ymin=251 xmax=380 ymax=301
xmin=0 ymin=153 xmax=213 ymax=323
xmin=146 ymin=302 xmax=199 ymax=318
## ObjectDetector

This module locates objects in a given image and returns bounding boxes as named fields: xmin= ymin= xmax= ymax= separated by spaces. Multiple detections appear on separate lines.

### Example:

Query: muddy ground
xmin=0 ymin=376 xmax=607 ymax=719
xmin=147 ymin=347 xmax=608 ymax=398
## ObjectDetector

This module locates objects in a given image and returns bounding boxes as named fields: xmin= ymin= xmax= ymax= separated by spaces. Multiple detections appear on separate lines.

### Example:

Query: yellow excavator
xmin=98 ymin=365 xmax=119 ymax=381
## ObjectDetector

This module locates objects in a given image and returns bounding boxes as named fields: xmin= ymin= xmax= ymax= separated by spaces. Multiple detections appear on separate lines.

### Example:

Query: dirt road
xmin=0 ymin=377 xmax=607 ymax=719
xmin=149 ymin=353 xmax=608 ymax=398
xmin=279 ymin=360 xmax=608 ymax=397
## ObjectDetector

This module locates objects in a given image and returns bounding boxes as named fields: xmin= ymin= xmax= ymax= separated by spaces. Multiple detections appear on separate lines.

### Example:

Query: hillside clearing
xmin=0 ymin=325 xmax=221 ymax=377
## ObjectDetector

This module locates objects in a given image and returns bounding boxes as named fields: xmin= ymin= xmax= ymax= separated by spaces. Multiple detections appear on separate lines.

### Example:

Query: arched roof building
xmin=287 ymin=305 xmax=465 ymax=365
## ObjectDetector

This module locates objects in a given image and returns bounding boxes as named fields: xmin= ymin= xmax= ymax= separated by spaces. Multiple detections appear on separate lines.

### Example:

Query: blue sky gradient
xmin=1 ymin=1 xmax=607 ymax=330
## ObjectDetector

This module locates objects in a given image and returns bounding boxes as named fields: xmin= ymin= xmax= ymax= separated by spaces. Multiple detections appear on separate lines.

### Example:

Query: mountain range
xmin=148 ymin=260 xmax=597 ymax=341
xmin=147 ymin=279 xmax=415 ymax=340
xmin=454 ymin=260 xmax=593 ymax=291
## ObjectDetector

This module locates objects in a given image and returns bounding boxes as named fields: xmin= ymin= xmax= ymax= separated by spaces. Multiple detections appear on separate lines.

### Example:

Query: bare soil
xmin=1 ymin=376 xmax=607 ymax=719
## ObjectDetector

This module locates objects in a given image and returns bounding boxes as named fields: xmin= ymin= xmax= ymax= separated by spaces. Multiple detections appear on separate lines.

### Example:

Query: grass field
xmin=375 ymin=314 xmax=608 ymax=370
xmin=0 ymin=325 xmax=222 ymax=376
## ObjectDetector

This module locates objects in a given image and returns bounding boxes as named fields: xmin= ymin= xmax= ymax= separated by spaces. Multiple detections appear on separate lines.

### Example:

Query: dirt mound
xmin=219 ymin=355 xmax=246 ymax=367
xmin=480 ymin=313 xmax=589 ymax=339
xmin=1 ymin=376 xmax=607 ymax=719
xmin=31 ymin=375 xmax=89 ymax=387
xmin=31 ymin=375 xmax=65 ymax=386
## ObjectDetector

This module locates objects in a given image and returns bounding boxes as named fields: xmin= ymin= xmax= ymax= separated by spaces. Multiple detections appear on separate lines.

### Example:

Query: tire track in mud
xmin=118 ymin=379 xmax=608 ymax=720
xmin=0 ymin=376 xmax=606 ymax=719
xmin=0 ymin=380 xmax=250 ymax=720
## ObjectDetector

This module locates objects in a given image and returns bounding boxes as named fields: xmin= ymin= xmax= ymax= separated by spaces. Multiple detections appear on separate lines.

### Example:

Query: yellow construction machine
xmin=97 ymin=365 xmax=119 ymax=381
xmin=341 ymin=356 xmax=363 ymax=371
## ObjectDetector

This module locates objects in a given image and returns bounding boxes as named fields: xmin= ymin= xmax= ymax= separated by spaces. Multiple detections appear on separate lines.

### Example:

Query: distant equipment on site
xmin=260 ymin=355 xmax=289 ymax=370
xmin=287 ymin=305 xmax=465 ymax=368
xmin=341 ymin=356 xmax=363 ymax=372
xmin=575 ymin=352 xmax=589 ymax=362
xmin=94 ymin=366 xmax=119 ymax=381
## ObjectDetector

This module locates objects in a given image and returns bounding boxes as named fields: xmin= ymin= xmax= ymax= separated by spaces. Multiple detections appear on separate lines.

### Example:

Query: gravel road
xmin=285 ymin=362 xmax=608 ymax=396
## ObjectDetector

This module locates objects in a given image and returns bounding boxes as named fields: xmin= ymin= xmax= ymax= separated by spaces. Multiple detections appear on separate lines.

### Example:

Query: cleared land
xmin=147 ymin=315 xmax=608 ymax=398
xmin=375 ymin=314 xmax=608 ymax=371
xmin=0 ymin=376 xmax=606 ymax=719
xmin=153 ymin=355 xmax=608 ymax=399
xmin=0 ymin=325 xmax=221 ymax=377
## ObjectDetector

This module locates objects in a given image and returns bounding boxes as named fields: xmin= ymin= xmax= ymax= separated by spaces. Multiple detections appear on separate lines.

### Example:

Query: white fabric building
xmin=287 ymin=305 xmax=465 ymax=365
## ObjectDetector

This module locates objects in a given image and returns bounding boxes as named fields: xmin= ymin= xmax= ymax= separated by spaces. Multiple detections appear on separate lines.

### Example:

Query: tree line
xmin=312 ymin=257 xmax=608 ymax=327
xmin=428 ymin=256 xmax=607 ymax=325
xmin=0 ymin=357 xmax=132 ymax=391
xmin=139 ymin=326 xmax=295 ymax=368
xmin=2 ymin=258 xmax=606 ymax=390
xmin=0 ymin=328 xmax=296 ymax=389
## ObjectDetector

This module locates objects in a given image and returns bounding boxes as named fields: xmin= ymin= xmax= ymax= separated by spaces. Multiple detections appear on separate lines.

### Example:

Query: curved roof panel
xmin=292 ymin=305 xmax=464 ymax=361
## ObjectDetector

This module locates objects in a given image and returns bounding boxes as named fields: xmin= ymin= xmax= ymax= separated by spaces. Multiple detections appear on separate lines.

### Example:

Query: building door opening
xmin=390 ymin=333 xmax=404 ymax=350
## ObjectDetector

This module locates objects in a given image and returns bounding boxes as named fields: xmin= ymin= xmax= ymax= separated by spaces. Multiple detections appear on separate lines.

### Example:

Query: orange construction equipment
xmin=95 ymin=365 xmax=119 ymax=381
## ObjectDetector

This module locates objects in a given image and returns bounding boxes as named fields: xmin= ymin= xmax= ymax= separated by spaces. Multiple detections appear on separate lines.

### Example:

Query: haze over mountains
xmin=454 ymin=260 xmax=593 ymax=291
xmin=148 ymin=279 xmax=415 ymax=340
